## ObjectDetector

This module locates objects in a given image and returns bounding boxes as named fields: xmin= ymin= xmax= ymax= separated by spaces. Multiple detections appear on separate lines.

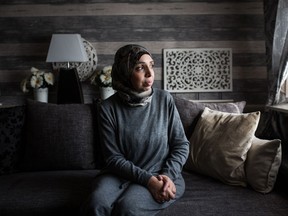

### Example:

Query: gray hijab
xmin=111 ymin=44 xmax=153 ymax=106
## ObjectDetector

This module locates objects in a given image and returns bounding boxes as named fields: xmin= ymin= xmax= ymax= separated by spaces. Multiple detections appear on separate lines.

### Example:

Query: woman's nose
xmin=145 ymin=68 xmax=152 ymax=77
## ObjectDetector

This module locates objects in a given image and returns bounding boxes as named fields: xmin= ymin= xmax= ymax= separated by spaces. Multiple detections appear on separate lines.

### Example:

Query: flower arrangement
xmin=91 ymin=65 xmax=112 ymax=88
xmin=21 ymin=67 xmax=54 ymax=93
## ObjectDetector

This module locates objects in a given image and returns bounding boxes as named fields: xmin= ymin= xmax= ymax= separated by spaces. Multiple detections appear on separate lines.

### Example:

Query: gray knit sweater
xmin=99 ymin=88 xmax=189 ymax=186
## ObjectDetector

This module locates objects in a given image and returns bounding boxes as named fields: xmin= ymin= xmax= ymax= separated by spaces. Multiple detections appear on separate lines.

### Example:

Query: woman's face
xmin=130 ymin=54 xmax=155 ymax=92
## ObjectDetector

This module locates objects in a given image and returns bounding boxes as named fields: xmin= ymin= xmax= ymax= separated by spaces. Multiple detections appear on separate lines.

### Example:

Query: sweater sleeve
xmin=98 ymin=103 xmax=153 ymax=186
xmin=161 ymin=95 xmax=190 ymax=181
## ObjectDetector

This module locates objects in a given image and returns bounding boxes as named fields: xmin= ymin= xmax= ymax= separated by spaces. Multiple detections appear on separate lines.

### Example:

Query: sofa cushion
xmin=173 ymin=96 xmax=246 ymax=138
xmin=0 ymin=170 xmax=99 ymax=216
xmin=0 ymin=106 xmax=25 ymax=175
xmin=185 ymin=108 xmax=260 ymax=186
xmin=246 ymin=137 xmax=282 ymax=193
xmin=21 ymin=100 xmax=96 ymax=171
xmin=157 ymin=171 xmax=288 ymax=216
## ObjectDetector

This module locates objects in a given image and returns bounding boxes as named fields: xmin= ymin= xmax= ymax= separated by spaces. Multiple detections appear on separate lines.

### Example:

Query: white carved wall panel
xmin=163 ymin=48 xmax=232 ymax=92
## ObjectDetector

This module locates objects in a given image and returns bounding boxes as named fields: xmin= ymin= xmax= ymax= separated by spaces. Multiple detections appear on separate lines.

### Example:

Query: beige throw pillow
xmin=246 ymin=137 xmax=282 ymax=193
xmin=186 ymin=108 xmax=260 ymax=186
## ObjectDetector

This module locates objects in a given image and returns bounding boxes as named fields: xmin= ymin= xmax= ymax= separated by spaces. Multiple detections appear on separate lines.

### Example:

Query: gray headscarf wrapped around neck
xmin=111 ymin=44 xmax=153 ymax=106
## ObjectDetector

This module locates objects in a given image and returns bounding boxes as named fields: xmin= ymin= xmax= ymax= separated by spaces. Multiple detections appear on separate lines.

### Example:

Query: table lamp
xmin=46 ymin=34 xmax=88 ymax=104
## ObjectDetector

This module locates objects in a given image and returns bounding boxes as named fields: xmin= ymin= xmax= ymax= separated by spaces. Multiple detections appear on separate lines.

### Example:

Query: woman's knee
xmin=113 ymin=196 xmax=140 ymax=216
xmin=81 ymin=192 xmax=113 ymax=216
xmin=81 ymin=174 xmax=124 ymax=215
xmin=112 ymin=185 xmax=158 ymax=216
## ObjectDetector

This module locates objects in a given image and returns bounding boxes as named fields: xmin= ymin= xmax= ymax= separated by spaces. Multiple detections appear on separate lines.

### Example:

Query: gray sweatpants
xmin=81 ymin=173 xmax=185 ymax=216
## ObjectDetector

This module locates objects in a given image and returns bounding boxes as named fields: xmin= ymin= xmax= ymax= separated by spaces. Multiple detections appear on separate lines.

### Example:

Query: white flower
xmin=44 ymin=72 xmax=54 ymax=85
xmin=102 ymin=65 xmax=112 ymax=74
xmin=20 ymin=67 xmax=54 ymax=93
xmin=91 ymin=65 xmax=113 ymax=87
xmin=30 ymin=74 xmax=43 ymax=88
xmin=30 ymin=67 xmax=39 ymax=73
xmin=20 ymin=78 xmax=29 ymax=93
xmin=100 ymin=74 xmax=112 ymax=85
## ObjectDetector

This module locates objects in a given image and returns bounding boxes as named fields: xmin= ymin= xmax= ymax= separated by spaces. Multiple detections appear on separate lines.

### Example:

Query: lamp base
xmin=57 ymin=68 xmax=84 ymax=104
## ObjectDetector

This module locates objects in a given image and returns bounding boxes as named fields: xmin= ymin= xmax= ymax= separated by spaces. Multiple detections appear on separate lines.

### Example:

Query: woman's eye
xmin=135 ymin=65 xmax=144 ymax=71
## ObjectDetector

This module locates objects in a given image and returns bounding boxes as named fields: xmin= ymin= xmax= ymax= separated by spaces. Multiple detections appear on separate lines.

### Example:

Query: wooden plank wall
xmin=0 ymin=0 xmax=266 ymax=110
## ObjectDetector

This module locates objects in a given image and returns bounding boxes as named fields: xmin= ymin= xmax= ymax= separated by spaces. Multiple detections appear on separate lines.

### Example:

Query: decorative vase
xmin=34 ymin=88 xmax=48 ymax=103
xmin=100 ymin=87 xmax=114 ymax=100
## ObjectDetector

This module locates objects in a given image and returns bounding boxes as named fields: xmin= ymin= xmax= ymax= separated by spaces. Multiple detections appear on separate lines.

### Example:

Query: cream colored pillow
xmin=246 ymin=137 xmax=282 ymax=194
xmin=186 ymin=107 xmax=260 ymax=187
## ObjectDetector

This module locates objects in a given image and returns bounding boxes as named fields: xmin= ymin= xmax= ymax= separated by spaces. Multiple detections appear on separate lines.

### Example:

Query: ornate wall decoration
xmin=163 ymin=48 xmax=232 ymax=92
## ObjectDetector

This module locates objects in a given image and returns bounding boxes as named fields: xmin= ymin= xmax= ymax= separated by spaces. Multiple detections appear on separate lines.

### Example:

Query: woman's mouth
xmin=144 ymin=80 xmax=153 ymax=87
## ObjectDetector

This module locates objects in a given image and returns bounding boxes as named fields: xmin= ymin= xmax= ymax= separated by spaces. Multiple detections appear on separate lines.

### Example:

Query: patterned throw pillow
xmin=0 ymin=106 xmax=26 ymax=175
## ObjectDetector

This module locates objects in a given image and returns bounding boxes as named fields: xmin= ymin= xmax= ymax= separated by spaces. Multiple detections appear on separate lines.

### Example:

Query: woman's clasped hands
xmin=147 ymin=174 xmax=176 ymax=204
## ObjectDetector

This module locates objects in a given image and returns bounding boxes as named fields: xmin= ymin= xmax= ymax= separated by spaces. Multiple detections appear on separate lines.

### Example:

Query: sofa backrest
xmin=0 ymin=99 xmax=105 ymax=174
xmin=1 ymin=96 xmax=247 ymax=174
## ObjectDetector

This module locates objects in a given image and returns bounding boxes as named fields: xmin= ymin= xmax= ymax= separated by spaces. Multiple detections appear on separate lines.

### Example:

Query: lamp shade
xmin=46 ymin=34 xmax=88 ymax=63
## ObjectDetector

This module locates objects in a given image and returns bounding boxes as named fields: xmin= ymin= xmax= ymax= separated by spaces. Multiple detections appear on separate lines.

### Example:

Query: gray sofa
xmin=0 ymin=96 xmax=288 ymax=216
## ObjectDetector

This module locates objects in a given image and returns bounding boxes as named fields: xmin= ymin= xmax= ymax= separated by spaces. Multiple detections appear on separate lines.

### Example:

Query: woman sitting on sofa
xmin=82 ymin=44 xmax=189 ymax=216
